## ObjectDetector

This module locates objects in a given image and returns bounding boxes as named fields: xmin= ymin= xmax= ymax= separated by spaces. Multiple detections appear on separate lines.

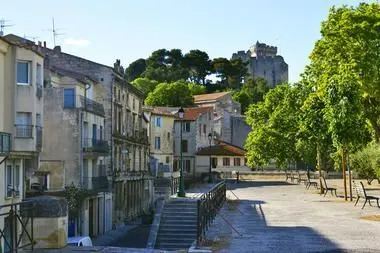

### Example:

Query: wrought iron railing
xmin=196 ymin=180 xmax=226 ymax=246
xmin=0 ymin=201 xmax=35 ymax=252
xmin=0 ymin=132 xmax=11 ymax=153
xmin=15 ymin=125 xmax=33 ymax=138
xmin=63 ymin=94 xmax=105 ymax=116
xmin=82 ymin=138 xmax=108 ymax=153
xmin=82 ymin=176 xmax=109 ymax=191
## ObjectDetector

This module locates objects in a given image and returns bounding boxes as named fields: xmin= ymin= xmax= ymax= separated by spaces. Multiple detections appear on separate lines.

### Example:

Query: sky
xmin=1 ymin=0 xmax=373 ymax=83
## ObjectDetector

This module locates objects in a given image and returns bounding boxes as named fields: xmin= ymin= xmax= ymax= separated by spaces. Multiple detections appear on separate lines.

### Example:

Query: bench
xmin=320 ymin=177 xmax=337 ymax=197
xmin=353 ymin=181 xmax=380 ymax=209
xmin=285 ymin=171 xmax=299 ymax=184
xmin=305 ymin=174 xmax=318 ymax=190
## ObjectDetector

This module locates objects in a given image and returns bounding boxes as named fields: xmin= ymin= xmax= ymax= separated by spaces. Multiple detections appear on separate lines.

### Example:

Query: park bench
xmin=320 ymin=177 xmax=337 ymax=197
xmin=305 ymin=174 xmax=318 ymax=190
xmin=298 ymin=171 xmax=308 ymax=185
xmin=285 ymin=171 xmax=298 ymax=183
xmin=353 ymin=181 xmax=380 ymax=209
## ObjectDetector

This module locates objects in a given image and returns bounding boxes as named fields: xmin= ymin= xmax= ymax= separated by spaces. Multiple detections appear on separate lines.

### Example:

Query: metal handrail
xmin=15 ymin=125 xmax=33 ymax=138
xmin=196 ymin=180 xmax=226 ymax=246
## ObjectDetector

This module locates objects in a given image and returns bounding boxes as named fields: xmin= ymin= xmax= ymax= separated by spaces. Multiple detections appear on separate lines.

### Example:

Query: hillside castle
xmin=232 ymin=41 xmax=288 ymax=87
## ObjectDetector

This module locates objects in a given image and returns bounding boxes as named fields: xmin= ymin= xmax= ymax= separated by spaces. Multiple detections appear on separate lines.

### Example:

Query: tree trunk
xmin=316 ymin=144 xmax=323 ymax=194
xmin=342 ymin=146 xmax=348 ymax=201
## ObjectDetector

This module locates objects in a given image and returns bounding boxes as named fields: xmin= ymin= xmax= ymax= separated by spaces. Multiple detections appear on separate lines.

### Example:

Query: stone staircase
xmin=155 ymin=199 xmax=198 ymax=251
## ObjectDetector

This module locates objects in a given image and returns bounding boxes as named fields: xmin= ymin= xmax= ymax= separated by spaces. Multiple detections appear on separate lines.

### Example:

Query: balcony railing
xmin=0 ymin=132 xmax=11 ymax=154
xmin=15 ymin=125 xmax=33 ymax=138
xmin=82 ymin=176 xmax=109 ymax=191
xmin=64 ymin=95 xmax=105 ymax=117
xmin=82 ymin=138 xmax=108 ymax=153
xmin=36 ymin=126 xmax=43 ymax=150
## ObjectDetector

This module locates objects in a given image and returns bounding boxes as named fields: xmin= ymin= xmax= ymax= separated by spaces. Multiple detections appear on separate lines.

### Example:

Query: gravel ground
xmin=205 ymin=180 xmax=380 ymax=253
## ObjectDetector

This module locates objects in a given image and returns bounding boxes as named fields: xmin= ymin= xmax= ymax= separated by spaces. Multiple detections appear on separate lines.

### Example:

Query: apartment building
xmin=144 ymin=107 xmax=177 ymax=177
xmin=173 ymin=107 xmax=214 ymax=177
xmin=0 ymin=37 xmax=44 ymax=252
xmin=40 ymin=66 xmax=111 ymax=237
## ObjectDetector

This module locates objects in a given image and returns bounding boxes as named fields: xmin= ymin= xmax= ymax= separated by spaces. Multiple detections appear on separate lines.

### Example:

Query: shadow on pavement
xmin=208 ymin=198 xmax=341 ymax=252
xmin=226 ymin=180 xmax=293 ymax=190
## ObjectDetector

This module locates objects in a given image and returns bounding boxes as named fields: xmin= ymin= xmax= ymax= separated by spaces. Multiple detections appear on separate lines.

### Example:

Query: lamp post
xmin=208 ymin=133 xmax=213 ymax=183
xmin=177 ymin=107 xmax=186 ymax=197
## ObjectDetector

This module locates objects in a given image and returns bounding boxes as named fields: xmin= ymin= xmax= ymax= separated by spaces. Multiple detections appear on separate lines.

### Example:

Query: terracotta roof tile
xmin=180 ymin=107 xmax=213 ymax=121
xmin=193 ymin=92 xmax=230 ymax=103
xmin=196 ymin=140 xmax=246 ymax=156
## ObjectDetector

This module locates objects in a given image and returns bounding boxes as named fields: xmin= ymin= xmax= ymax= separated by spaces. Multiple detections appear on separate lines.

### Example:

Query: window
xmin=199 ymin=124 xmax=201 ymax=135
xmin=185 ymin=160 xmax=191 ymax=173
xmin=223 ymin=158 xmax=230 ymax=166
xmin=173 ymin=160 xmax=178 ymax=171
xmin=5 ymin=164 xmax=20 ymax=197
xmin=64 ymin=88 xmax=76 ymax=108
xmin=166 ymin=156 xmax=170 ymax=164
xmin=234 ymin=158 xmax=241 ymax=166
xmin=36 ymin=113 xmax=42 ymax=127
xmin=154 ymin=137 xmax=161 ymax=150
xmin=100 ymin=126 xmax=103 ymax=141
xmin=15 ymin=112 xmax=32 ymax=137
xmin=155 ymin=116 xmax=162 ymax=127
xmin=183 ymin=122 xmax=190 ymax=132
xmin=203 ymin=124 xmax=206 ymax=134
xmin=17 ymin=61 xmax=30 ymax=85
xmin=167 ymin=132 xmax=170 ymax=139
xmin=211 ymin=158 xmax=218 ymax=168
xmin=36 ymin=63 xmax=42 ymax=87
xmin=181 ymin=140 xmax=188 ymax=153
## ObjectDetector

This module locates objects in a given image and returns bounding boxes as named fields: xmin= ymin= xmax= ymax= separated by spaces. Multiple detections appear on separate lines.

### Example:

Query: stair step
xmin=156 ymin=241 xmax=193 ymax=250
xmin=158 ymin=232 xmax=197 ymax=238
xmin=159 ymin=227 xmax=197 ymax=233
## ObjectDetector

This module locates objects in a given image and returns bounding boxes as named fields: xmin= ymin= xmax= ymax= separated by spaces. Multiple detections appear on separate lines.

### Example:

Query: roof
xmin=148 ymin=107 xmax=178 ymax=118
xmin=193 ymin=92 xmax=231 ymax=103
xmin=49 ymin=66 xmax=98 ymax=84
xmin=196 ymin=140 xmax=246 ymax=156
xmin=174 ymin=106 xmax=213 ymax=121
xmin=1 ymin=35 xmax=44 ymax=57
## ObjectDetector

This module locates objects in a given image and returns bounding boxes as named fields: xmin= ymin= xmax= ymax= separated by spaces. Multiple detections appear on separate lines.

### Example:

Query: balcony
xmin=15 ymin=125 xmax=33 ymax=138
xmin=82 ymin=176 xmax=109 ymax=191
xmin=36 ymin=126 xmax=43 ymax=151
xmin=64 ymin=95 xmax=105 ymax=117
xmin=0 ymin=132 xmax=11 ymax=154
xmin=82 ymin=138 xmax=109 ymax=154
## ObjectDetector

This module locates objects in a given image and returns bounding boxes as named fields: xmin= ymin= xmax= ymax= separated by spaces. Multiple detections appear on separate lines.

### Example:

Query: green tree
xmin=311 ymin=3 xmax=380 ymax=142
xmin=211 ymin=57 xmax=248 ymax=89
xmin=350 ymin=143 xmax=380 ymax=184
xmin=125 ymin=58 xmax=146 ymax=81
xmin=145 ymin=80 xmax=195 ymax=107
xmin=143 ymin=49 xmax=188 ymax=82
xmin=183 ymin=50 xmax=212 ymax=85
xmin=245 ymin=84 xmax=300 ymax=169
xmin=233 ymin=77 xmax=269 ymax=113
xmin=131 ymin=78 xmax=158 ymax=97
xmin=188 ymin=82 xmax=207 ymax=95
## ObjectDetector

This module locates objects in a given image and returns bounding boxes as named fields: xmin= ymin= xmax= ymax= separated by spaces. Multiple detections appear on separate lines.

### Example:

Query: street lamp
xmin=208 ymin=133 xmax=213 ymax=183
xmin=177 ymin=107 xmax=186 ymax=197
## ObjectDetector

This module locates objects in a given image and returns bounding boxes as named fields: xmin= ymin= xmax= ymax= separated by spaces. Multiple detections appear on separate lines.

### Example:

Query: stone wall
xmin=231 ymin=116 xmax=251 ymax=149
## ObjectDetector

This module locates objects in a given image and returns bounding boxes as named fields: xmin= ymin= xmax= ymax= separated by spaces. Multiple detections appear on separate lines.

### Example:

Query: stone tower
xmin=231 ymin=41 xmax=288 ymax=87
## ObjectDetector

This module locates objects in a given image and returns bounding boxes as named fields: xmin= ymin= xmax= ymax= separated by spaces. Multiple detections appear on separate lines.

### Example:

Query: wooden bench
xmin=320 ymin=177 xmax=337 ymax=197
xmin=353 ymin=181 xmax=380 ymax=209
xmin=305 ymin=173 xmax=318 ymax=190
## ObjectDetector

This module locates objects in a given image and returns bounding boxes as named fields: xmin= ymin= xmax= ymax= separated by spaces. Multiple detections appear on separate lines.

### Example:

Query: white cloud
xmin=64 ymin=38 xmax=90 ymax=47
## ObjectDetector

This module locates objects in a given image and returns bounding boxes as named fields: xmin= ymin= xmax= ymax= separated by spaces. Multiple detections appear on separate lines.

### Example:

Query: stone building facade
xmin=173 ymin=107 xmax=214 ymax=178
xmin=41 ymin=67 xmax=112 ymax=237
xmin=0 ymin=37 xmax=44 ymax=252
xmin=3 ymin=34 xmax=154 ymax=229
xmin=231 ymin=41 xmax=288 ymax=87
xmin=144 ymin=108 xmax=177 ymax=178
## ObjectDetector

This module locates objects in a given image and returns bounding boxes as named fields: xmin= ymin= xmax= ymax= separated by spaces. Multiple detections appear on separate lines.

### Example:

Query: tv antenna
xmin=24 ymin=34 xmax=39 ymax=42
xmin=0 ymin=19 xmax=13 ymax=36
xmin=45 ymin=17 xmax=64 ymax=46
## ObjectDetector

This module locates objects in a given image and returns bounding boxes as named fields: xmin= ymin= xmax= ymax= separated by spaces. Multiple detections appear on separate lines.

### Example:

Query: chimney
xmin=53 ymin=45 xmax=61 ymax=53
xmin=43 ymin=41 xmax=46 ymax=48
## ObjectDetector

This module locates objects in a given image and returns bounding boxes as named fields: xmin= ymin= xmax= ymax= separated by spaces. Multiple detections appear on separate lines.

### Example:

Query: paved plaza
xmin=205 ymin=180 xmax=380 ymax=253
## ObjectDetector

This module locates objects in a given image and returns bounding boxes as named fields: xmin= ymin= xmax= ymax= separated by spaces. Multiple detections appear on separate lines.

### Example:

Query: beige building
xmin=144 ymin=107 xmax=177 ymax=178
xmin=0 ymin=37 xmax=44 ymax=252
xmin=173 ymin=107 xmax=214 ymax=178
xmin=196 ymin=140 xmax=249 ymax=174
xmin=40 ymin=66 xmax=111 ymax=237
